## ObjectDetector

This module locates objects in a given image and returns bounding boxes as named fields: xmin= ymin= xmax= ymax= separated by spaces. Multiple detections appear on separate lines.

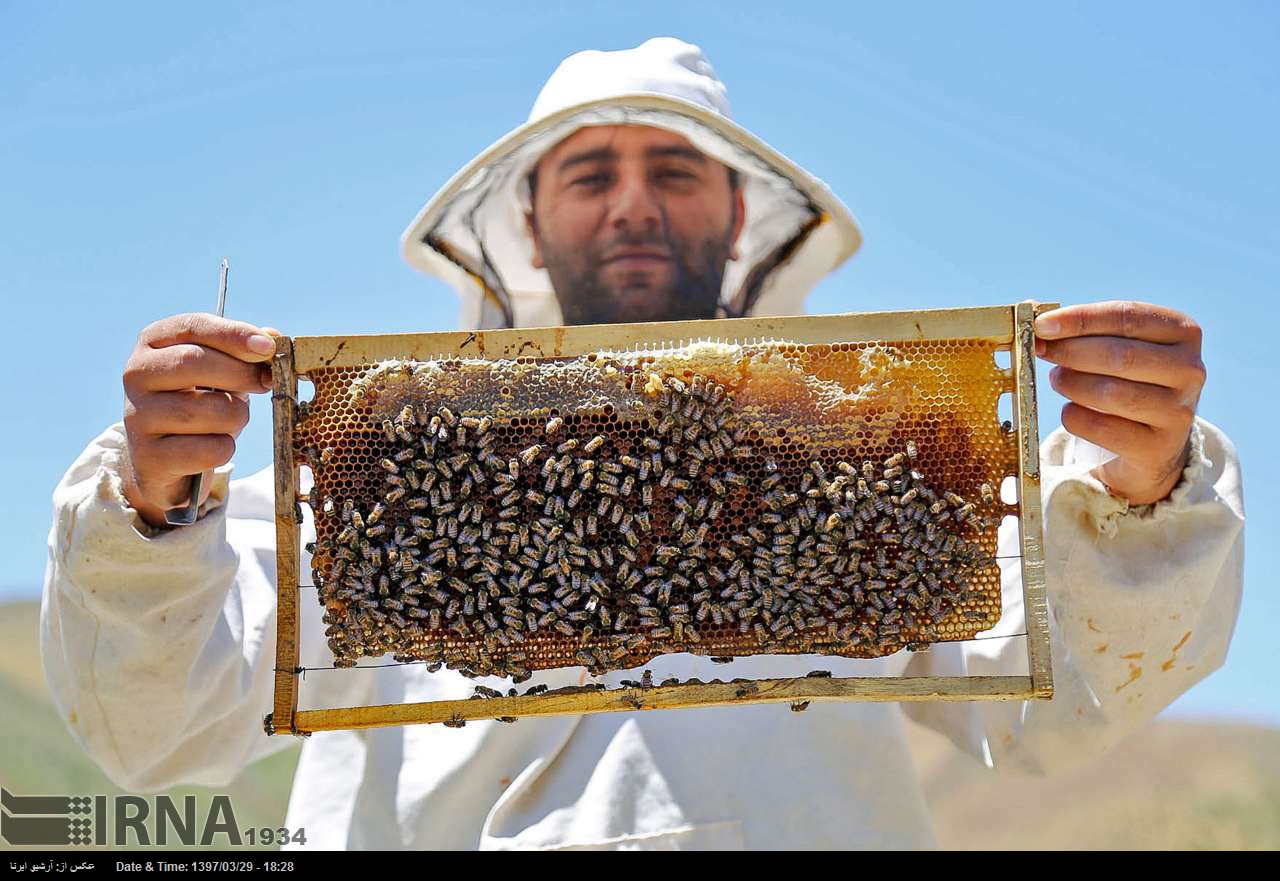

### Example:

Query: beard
xmin=538 ymin=227 xmax=734 ymax=326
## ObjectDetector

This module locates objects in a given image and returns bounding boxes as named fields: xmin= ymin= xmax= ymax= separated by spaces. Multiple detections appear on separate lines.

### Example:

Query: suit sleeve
xmin=39 ymin=422 xmax=370 ymax=792
xmin=902 ymin=416 xmax=1245 ymax=775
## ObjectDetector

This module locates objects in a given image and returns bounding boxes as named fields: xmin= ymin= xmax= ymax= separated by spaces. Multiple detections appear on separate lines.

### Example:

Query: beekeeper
xmin=42 ymin=38 xmax=1244 ymax=849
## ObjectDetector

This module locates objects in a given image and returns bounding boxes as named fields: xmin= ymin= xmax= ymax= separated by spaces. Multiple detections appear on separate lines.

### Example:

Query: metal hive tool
xmin=266 ymin=302 xmax=1055 ymax=736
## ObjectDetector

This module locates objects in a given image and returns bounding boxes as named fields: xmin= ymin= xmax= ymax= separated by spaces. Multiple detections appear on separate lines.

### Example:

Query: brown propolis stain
xmin=1086 ymin=618 xmax=1102 ymax=633
xmin=1115 ymin=663 xmax=1143 ymax=692
xmin=68 ymin=710 xmax=77 ymax=725
xmin=456 ymin=332 xmax=485 ymax=357
xmin=1119 ymin=652 xmax=1145 ymax=660
xmin=1094 ymin=643 xmax=1109 ymax=654
xmin=321 ymin=340 xmax=347 ymax=366
xmin=1172 ymin=630 xmax=1193 ymax=652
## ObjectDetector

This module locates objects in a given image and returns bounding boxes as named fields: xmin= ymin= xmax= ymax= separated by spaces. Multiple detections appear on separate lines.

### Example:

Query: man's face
xmin=526 ymin=125 xmax=746 ymax=325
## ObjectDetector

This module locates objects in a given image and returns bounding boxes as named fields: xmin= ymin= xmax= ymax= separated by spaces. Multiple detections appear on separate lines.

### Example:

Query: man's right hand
xmin=121 ymin=313 xmax=280 ymax=529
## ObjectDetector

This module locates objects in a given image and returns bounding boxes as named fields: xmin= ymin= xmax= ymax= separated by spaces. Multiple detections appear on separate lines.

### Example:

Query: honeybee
xmin=619 ymin=520 xmax=640 ymax=547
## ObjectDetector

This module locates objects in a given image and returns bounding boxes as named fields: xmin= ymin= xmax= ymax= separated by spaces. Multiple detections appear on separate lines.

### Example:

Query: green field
xmin=4 ymin=599 xmax=1277 ymax=850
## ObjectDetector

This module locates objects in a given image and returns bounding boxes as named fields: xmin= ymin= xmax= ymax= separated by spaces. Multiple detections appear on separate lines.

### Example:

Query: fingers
xmin=1035 ymin=300 xmax=1200 ymax=345
xmin=125 ymin=343 xmax=275 ymax=394
xmin=126 ymin=389 xmax=251 ymax=437
xmin=139 ymin=313 xmax=279 ymax=362
xmin=1037 ymin=336 xmax=1206 ymax=389
xmin=1049 ymin=367 xmax=1192 ymax=430
xmin=1036 ymin=300 xmax=1203 ymax=505
xmin=134 ymin=433 xmax=238 ymax=478
xmin=1059 ymin=402 xmax=1157 ymax=460
xmin=121 ymin=313 xmax=281 ymax=519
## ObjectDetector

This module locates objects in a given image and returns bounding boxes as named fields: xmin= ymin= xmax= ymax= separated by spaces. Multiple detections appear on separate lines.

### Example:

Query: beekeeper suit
xmin=42 ymin=38 xmax=1245 ymax=850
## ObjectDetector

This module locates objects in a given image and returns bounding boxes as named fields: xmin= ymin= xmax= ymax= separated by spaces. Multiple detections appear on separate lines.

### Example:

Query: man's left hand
xmin=1034 ymin=300 xmax=1206 ymax=506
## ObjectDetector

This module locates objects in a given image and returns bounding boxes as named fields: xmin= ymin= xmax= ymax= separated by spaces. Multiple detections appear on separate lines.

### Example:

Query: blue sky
xmin=2 ymin=1 xmax=1275 ymax=722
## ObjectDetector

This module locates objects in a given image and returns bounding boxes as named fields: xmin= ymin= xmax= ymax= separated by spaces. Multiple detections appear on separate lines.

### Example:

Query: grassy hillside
xmin=4 ymin=599 xmax=1276 ymax=850
xmin=907 ymin=717 xmax=1280 ymax=849
xmin=1 ymin=601 xmax=300 ymax=851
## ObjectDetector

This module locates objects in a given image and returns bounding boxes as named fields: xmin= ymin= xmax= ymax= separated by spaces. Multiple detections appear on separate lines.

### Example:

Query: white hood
xmin=400 ymin=37 xmax=863 ymax=330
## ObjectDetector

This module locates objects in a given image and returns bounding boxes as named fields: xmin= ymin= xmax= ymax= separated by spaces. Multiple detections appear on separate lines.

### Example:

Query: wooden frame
xmin=267 ymin=301 xmax=1055 ymax=736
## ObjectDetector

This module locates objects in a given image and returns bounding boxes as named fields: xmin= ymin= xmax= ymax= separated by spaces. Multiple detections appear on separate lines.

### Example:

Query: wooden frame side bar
xmin=294 ymin=675 xmax=1035 ymax=733
xmin=270 ymin=338 xmax=303 ymax=735
xmin=293 ymin=304 xmax=1016 ymax=372
xmin=1014 ymin=301 xmax=1054 ymax=698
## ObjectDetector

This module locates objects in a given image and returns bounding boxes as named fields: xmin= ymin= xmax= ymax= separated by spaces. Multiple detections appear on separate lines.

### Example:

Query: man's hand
xmin=122 ymin=314 xmax=281 ymax=528
xmin=1034 ymin=300 xmax=1206 ymax=506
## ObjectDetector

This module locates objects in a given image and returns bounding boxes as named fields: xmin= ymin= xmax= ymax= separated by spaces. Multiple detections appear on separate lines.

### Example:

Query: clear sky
xmin=2 ymin=1 xmax=1275 ymax=722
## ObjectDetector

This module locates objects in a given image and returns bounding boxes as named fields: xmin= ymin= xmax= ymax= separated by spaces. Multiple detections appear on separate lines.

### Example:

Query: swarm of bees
xmin=304 ymin=366 xmax=999 ymax=682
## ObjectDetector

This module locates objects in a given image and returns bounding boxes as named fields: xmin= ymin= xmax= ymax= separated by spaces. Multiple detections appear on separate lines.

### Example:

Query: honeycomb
xmin=294 ymin=337 xmax=1016 ymax=681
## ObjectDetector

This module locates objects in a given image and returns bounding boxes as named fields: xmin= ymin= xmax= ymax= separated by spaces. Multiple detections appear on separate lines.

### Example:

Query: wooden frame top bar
xmin=293 ymin=304 xmax=1017 ymax=374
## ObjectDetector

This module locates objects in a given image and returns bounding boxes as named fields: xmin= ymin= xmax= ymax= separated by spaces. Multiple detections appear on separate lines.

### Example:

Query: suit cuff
xmin=1043 ymin=418 xmax=1211 ymax=538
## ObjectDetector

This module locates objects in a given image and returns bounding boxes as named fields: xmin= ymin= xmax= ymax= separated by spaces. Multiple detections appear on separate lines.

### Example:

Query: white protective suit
xmin=41 ymin=38 xmax=1245 ymax=850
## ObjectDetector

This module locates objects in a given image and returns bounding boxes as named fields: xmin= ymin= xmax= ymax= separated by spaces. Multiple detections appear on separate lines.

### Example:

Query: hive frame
xmin=266 ymin=301 xmax=1055 ymax=736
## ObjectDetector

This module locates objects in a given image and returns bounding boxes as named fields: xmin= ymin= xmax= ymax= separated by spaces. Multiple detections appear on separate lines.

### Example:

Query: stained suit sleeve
xmin=39 ymin=422 xmax=370 ymax=792
xmin=902 ymin=416 xmax=1245 ymax=775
